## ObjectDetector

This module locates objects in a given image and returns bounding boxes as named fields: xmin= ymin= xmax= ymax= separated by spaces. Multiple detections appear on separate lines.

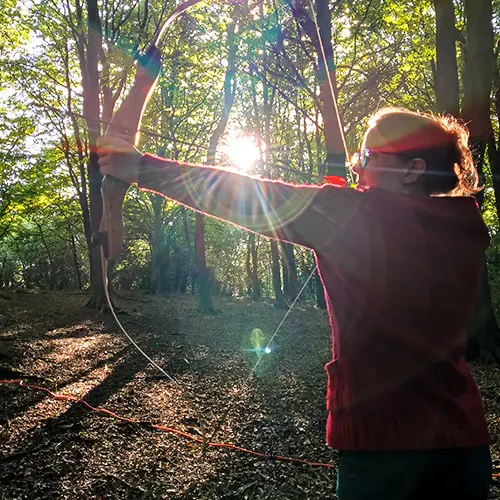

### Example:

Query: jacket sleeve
xmin=137 ymin=153 xmax=363 ymax=252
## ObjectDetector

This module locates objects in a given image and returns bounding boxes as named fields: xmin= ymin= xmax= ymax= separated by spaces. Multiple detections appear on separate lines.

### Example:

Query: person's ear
xmin=402 ymin=157 xmax=426 ymax=185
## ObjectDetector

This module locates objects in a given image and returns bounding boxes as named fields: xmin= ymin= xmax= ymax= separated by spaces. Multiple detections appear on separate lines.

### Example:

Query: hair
xmin=363 ymin=107 xmax=480 ymax=196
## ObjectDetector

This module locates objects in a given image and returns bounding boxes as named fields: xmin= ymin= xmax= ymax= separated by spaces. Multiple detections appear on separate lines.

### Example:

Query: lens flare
xmin=250 ymin=328 xmax=266 ymax=353
xmin=220 ymin=133 xmax=261 ymax=171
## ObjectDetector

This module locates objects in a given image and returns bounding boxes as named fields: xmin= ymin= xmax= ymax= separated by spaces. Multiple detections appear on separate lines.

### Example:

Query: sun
xmin=220 ymin=133 xmax=261 ymax=172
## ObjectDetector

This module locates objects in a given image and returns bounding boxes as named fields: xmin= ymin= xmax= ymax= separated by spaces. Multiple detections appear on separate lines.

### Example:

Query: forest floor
xmin=0 ymin=290 xmax=499 ymax=500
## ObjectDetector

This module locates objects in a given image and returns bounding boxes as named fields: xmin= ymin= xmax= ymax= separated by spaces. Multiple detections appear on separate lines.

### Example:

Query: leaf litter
xmin=0 ymin=290 xmax=498 ymax=499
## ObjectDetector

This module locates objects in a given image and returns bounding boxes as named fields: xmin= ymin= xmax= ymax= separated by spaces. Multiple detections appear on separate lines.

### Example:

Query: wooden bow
xmin=94 ymin=0 xmax=205 ymax=260
xmin=94 ymin=45 xmax=161 ymax=259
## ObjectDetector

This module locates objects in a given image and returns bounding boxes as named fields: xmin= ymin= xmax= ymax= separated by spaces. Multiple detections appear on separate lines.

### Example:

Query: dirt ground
xmin=0 ymin=290 xmax=499 ymax=499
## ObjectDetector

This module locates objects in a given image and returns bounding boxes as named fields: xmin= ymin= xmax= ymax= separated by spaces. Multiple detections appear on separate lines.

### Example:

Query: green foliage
xmin=1 ymin=0 xmax=500 ymax=315
xmin=0 ymin=0 xmax=29 ymax=89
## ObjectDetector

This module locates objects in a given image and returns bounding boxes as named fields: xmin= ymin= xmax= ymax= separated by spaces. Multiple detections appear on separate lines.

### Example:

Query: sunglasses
xmin=351 ymin=148 xmax=373 ymax=169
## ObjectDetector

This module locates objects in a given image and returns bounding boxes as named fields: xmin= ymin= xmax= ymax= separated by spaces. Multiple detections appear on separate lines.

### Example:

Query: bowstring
xmin=45 ymin=105 xmax=334 ymax=177
xmin=308 ymin=0 xmax=350 ymax=161
xmin=101 ymin=0 xmax=350 ymax=451
xmin=100 ymin=210 xmax=209 ymax=455
xmin=97 ymin=1 xmax=211 ymax=452
xmin=245 ymin=268 xmax=317 ymax=383
xmin=210 ymin=3 xmax=352 ymax=444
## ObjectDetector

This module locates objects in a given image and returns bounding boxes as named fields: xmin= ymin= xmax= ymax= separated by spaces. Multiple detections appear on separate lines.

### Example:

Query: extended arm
xmin=137 ymin=153 xmax=361 ymax=251
xmin=97 ymin=136 xmax=362 ymax=251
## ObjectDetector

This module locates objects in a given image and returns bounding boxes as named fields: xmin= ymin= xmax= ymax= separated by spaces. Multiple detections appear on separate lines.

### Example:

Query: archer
xmin=97 ymin=107 xmax=492 ymax=499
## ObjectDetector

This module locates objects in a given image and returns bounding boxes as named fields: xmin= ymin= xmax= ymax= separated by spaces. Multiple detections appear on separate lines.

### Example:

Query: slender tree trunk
xmin=432 ymin=0 xmax=460 ymax=115
xmin=195 ymin=20 xmax=237 ymax=313
xmin=249 ymin=12 xmax=285 ymax=308
xmin=35 ymin=222 xmax=56 ymax=290
xmin=281 ymin=242 xmax=299 ymax=298
xmin=150 ymin=194 xmax=164 ymax=294
xmin=70 ymin=233 xmax=82 ymax=290
xmin=150 ymin=143 xmax=166 ymax=295
xmin=194 ymin=211 xmax=213 ymax=310
xmin=462 ymin=0 xmax=500 ymax=362
xmin=462 ymin=0 xmax=494 ymax=186
xmin=149 ymin=147 xmax=165 ymax=294
xmin=281 ymin=246 xmax=290 ymax=297
xmin=246 ymin=237 xmax=252 ymax=295
xmin=467 ymin=263 xmax=500 ymax=362
xmin=246 ymin=233 xmax=261 ymax=300
xmin=488 ymin=51 xmax=500 ymax=220
xmin=180 ymin=209 xmax=193 ymax=293
xmin=85 ymin=0 xmax=106 ymax=309
xmin=315 ymin=267 xmax=326 ymax=309
xmin=62 ymin=39 xmax=93 ymax=264
xmin=270 ymin=242 xmax=284 ymax=307
xmin=251 ymin=235 xmax=260 ymax=300
xmin=0 ymin=255 xmax=6 ymax=288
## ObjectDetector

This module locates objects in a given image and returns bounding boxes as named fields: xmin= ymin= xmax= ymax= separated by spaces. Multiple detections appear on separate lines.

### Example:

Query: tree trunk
xmin=314 ymin=267 xmax=326 ymax=309
xmin=84 ymin=0 xmax=106 ymax=309
xmin=432 ymin=0 xmax=460 ymax=115
xmin=194 ymin=212 xmax=213 ymax=312
xmin=246 ymin=237 xmax=252 ymax=295
xmin=179 ymin=208 xmax=194 ymax=293
xmin=70 ymin=233 xmax=82 ymax=290
xmin=246 ymin=233 xmax=261 ymax=300
xmin=63 ymin=38 xmax=94 ymax=267
xmin=488 ymin=55 xmax=500 ymax=220
xmin=466 ymin=262 xmax=500 ymax=362
xmin=150 ymin=194 xmax=164 ymax=294
xmin=462 ymin=0 xmax=493 ymax=197
xmin=270 ymin=240 xmax=285 ymax=308
xmin=462 ymin=0 xmax=500 ymax=362
xmin=281 ymin=246 xmax=290 ymax=298
xmin=248 ymin=11 xmax=285 ymax=308
xmin=35 ymin=221 xmax=56 ymax=290
xmin=195 ymin=21 xmax=237 ymax=313
xmin=281 ymin=242 xmax=299 ymax=298
xmin=0 ymin=255 xmax=6 ymax=288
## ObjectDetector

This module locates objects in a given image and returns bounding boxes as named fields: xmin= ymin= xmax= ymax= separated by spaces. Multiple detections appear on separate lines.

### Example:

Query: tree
xmin=246 ymin=233 xmax=261 ymax=300
xmin=196 ymin=19 xmax=238 ymax=313
xmin=281 ymin=242 xmax=299 ymax=299
xmin=150 ymin=193 xmax=166 ymax=294
xmin=246 ymin=17 xmax=286 ymax=308
xmin=432 ymin=0 xmax=460 ymax=115
xmin=461 ymin=0 xmax=500 ymax=362
xmin=84 ymin=0 xmax=106 ymax=308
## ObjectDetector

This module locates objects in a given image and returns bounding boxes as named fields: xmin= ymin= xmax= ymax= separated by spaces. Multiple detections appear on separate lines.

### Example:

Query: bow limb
xmin=96 ymin=0 xmax=208 ymax=259
xmin=96 ymin=45 xmax=161 ymax=259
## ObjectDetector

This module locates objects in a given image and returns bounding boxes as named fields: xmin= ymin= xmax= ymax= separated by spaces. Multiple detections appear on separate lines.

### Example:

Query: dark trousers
xmin=336 ymin=447 xmax=492 ymax=500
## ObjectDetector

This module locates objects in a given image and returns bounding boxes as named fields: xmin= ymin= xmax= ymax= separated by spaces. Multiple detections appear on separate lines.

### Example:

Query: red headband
xmin=367 ymin=124 xmax=452 ymax=155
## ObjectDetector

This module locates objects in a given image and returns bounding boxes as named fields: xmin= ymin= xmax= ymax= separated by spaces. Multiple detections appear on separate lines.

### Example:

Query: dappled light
xmin=1 ymin=0 xmax=500 ymax=497
xmin=0 ymin=292 xmax=342 ymax=497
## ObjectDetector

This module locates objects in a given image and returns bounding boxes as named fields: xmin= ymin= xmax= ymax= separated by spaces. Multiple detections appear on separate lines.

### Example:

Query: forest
xmin=1 ymin=0 xmax=500 ymax=498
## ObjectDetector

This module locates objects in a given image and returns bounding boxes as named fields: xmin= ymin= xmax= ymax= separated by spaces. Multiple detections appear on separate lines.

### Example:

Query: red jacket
xmin=138 ymin=154 xmax=490 ymax=450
